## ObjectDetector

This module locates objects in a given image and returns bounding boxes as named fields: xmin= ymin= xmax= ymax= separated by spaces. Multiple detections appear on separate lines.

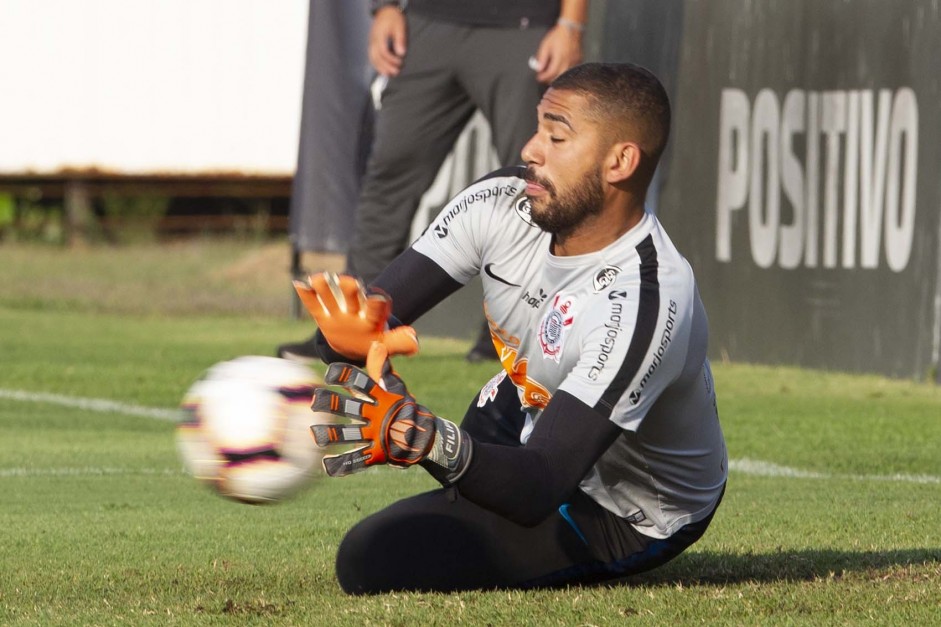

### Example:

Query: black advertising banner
xmin=658 ymin=0 xmax=941 ymax=378
xmin=289 ymin=0 xmax=372 ymax=254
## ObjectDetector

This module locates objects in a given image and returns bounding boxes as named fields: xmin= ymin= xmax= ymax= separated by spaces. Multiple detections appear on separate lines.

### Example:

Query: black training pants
xmin=334 ymin=374 xmax=721 ymax=594
xmin=346 ymin=13 xmax=548 ymax=283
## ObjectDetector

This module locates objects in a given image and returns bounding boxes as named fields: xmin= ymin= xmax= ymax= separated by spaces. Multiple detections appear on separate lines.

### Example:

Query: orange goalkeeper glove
xmin=310 ymin=342 xmax=473 ymax=485
xmin=293 ymin=272 xmax=419 ymax=360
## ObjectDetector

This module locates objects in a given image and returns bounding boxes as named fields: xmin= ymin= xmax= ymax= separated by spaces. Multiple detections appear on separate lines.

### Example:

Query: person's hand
xmin=310 ymin=342 xmax=472 ymax=484
xmin=368 ymin=5 xmax=407 ymax=77
xmin=531 ymin=21 xmax=584 ymax=84
xmin=293 ymin=272 xmax=419 ymax=360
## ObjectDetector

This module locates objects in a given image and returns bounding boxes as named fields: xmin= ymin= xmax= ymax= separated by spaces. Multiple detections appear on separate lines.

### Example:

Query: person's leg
xmin=335 ymin=484 xmax=722 ymax=594
xmin=347 ymin=15 xmax=477 ymax=284
xmin=523 ymin=488 xmax=724 ymax=588
xmin=454 ymin=24 xmax=548 ymax=361
xmin=334 ymin=487 xmax=598 ymax=594
xmin=278 ymin=16 xmax=478 ymax=361
xmin=335 ymin=379 xmax=725 ymax=593
xmin=457 ymin=24 xmax=548 ymax=170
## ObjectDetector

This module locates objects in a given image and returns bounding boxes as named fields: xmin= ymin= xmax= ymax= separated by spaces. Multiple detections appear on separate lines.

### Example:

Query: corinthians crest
xmin=538 ymin=294 xmax=575 ymax=362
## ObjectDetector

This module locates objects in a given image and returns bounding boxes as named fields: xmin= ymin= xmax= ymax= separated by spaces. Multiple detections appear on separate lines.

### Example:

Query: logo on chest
xmin=593 ymin=265 xmax=621 ymax=292
xmin=521 ymin=287 xmax=548 ymax=309
xmin=538 ymin=294 xmax=575 ymax=362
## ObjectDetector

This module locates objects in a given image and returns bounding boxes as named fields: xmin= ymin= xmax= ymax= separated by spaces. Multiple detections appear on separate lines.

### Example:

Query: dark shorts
xmin=335 ymin=373 xmax=723 ymax=594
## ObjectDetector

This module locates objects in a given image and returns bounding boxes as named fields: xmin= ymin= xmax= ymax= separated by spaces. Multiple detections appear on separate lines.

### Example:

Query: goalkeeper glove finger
xmin=309 ymin=342 xmax=472 ymax=485
xmin=293 ymin=272 xmax=419 ymax=360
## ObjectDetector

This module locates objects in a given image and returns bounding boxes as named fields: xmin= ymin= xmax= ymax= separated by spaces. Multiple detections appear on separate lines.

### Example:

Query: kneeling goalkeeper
xmin=294 ymin=63 xmax=727 ymax=594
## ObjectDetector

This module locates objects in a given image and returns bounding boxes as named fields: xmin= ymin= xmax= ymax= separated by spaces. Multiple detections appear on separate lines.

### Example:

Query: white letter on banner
xmin=716 ymin=89 xmax=750 ymax=262
xmin=804 ymin=91 xmax=821 ymax=267
xmin=858 ymin=90 xmax=892 ymax=269
xmin=884 ymin=87 xmax=918 ymax=273
xmin=749 ymin=89 xmax=780 ymax=268
xmin=820 ymin=91 xmax=847 ymax=269
xmin=779 ymin=89 xmax=805 ymax=269
xmin=842 ymin=91 xmax=860 ymax=268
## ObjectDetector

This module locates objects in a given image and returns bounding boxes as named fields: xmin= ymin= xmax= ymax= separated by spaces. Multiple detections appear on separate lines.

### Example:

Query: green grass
xmin=1 ymin=240 xmax=940 ymax=625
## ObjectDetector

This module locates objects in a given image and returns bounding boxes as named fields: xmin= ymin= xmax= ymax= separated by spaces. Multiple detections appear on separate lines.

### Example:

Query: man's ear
xmin=604 ymin=142 xmax=642 ymax=184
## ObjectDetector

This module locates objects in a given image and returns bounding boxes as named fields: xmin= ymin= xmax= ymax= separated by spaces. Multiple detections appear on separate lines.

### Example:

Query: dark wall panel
xmin=658 ymin=0 xmax=941 ymax=378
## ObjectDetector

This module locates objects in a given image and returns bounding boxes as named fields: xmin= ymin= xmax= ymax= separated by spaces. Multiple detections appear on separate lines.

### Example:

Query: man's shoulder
xmin=471 ymin=165 xmax=526 ymax=186
xmin=446 ymin=167 xmax=531 ymax=222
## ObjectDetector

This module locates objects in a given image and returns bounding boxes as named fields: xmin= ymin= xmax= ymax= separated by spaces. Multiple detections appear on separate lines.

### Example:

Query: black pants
xmin=335 ymin=374 xmax=722 ymax=594
xmin=346 ymin=13 xmax=548 ymax=283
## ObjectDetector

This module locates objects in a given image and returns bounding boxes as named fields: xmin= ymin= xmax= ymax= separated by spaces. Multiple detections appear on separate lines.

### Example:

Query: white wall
xmin=0 ymin=0 xmax=308 ymax=176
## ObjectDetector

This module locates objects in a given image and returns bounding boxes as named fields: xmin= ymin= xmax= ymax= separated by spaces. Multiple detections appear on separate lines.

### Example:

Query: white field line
xmin=729 ymin=458 xmax=940 ymax=485
xmin=0 ymin=388 xmax=179 ymax=421
xmin=1 ymin=388 xmax=938 ymax=485
xmin=0 ymin=466 xmax=183 ymax=478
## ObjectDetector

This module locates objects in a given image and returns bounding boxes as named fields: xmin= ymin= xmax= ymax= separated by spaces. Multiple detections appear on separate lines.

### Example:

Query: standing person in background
xmin=278 ymin=0 xmax=588 ymax=363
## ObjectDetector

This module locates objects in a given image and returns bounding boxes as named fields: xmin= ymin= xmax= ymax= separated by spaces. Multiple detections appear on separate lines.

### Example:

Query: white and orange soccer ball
xmin=176 ymin=356 xmax=328 ymax=504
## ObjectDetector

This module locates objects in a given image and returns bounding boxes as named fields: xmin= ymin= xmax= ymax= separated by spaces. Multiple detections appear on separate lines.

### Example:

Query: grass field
xmin=1 ymin=239 xmax=940 ymax=625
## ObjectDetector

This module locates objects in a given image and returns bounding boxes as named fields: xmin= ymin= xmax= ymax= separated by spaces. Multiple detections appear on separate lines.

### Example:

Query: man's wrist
xmin=370 ymin=0 xmax=406 ymax=15
xmin=420 ymin=417 xmax=473 ymax=486
xmin=557 ymin=17 xmax=586 ymax=34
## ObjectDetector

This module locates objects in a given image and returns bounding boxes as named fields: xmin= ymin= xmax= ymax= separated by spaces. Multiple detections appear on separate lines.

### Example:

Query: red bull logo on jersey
xmin=539 ymin=294 xmax=575 ymax=362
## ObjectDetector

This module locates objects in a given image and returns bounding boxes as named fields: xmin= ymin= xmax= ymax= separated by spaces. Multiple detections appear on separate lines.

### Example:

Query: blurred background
xmin=1 ymin=0 xmax=938 ymax=381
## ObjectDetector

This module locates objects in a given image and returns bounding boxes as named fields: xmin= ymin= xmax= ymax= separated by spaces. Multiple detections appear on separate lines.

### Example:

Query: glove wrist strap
xmin=420 ymin=417 xmax=473 ymax=486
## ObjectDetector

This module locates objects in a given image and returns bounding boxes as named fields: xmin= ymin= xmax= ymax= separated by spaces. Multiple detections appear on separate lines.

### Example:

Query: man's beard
xmin=524 ymin=167 xmax=605 ymax=236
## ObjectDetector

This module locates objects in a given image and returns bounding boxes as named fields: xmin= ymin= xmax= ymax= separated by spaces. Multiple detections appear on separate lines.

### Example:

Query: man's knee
xmin=334 ymin=495 xmax=455 ymax=594
xmin=334 ymin=517 xmax=374 ymax=594
xmin=334 ymin=491 xmax=505 ymax=594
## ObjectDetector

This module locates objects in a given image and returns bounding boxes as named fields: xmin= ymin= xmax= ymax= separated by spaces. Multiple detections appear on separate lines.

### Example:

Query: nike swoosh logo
xmin=484 ymin=263 xmax=520 ymax=287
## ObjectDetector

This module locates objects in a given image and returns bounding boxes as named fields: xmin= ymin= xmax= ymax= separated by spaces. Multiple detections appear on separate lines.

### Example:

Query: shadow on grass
xmin=620 ymin=547 xmax=941 ymax=587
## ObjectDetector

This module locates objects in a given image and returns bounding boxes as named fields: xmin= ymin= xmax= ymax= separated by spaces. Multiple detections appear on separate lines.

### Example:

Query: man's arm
xmin=309 ymin=346 xmax=620 ymax=523
xmin=371 ymin=248 xmax=463 ymax=324
xmin=532 ymin=0 xmax=588 ymax=84
xmin=456 ymin=390 xmax=621 ymax=527
xmin=312 ymin=248 xmax=462 ymax=364
xmin=368 ymin=3 xmax=407 ymax=77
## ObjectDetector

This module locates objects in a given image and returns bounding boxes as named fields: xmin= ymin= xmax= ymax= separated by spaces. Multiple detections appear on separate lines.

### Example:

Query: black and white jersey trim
xmin=594 ymin=234 xmax=660 ymax=416
xmin=471 ymin=164 xmax=527 ymax=186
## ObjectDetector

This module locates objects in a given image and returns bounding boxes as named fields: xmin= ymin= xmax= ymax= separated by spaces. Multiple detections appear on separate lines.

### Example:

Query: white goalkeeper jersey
xmin=412 ymin=168 xmax=727 ymax=539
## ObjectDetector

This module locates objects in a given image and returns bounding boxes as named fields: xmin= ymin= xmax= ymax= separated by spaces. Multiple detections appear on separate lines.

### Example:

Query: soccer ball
xmin=176 ymin=356 xmax=328 ymax=504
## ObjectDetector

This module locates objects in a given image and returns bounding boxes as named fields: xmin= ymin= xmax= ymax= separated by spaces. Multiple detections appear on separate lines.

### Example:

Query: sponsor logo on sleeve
xmin=538 ymin=294 xmax=575 ymax=362
xmin=433 ymin=184 xmax=519 ymax=238
xmin=592 ymin=265 xmax=621 ymax=292
xmin=627 ymin=299 xmax=678 ymax=404
xmin=588 ymin=298 xmax=626 ymax=381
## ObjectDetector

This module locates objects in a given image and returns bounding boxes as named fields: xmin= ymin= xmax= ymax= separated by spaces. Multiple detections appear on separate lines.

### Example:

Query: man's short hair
xmin=551 ymin=63 xmax=671 ymax=173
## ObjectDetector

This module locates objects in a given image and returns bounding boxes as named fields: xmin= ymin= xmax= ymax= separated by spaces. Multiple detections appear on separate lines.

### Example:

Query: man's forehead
xmin=537 ymin=88 xmax=592 ymax=129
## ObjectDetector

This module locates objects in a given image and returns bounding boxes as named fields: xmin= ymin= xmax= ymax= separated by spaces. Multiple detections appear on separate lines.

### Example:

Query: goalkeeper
xmin=295 ymin=63 xmax=727 ymax=593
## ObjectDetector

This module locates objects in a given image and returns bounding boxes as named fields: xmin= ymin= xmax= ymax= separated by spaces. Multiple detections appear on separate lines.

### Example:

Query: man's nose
xmin=521 ymin=135 xmax=540 ymax=165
